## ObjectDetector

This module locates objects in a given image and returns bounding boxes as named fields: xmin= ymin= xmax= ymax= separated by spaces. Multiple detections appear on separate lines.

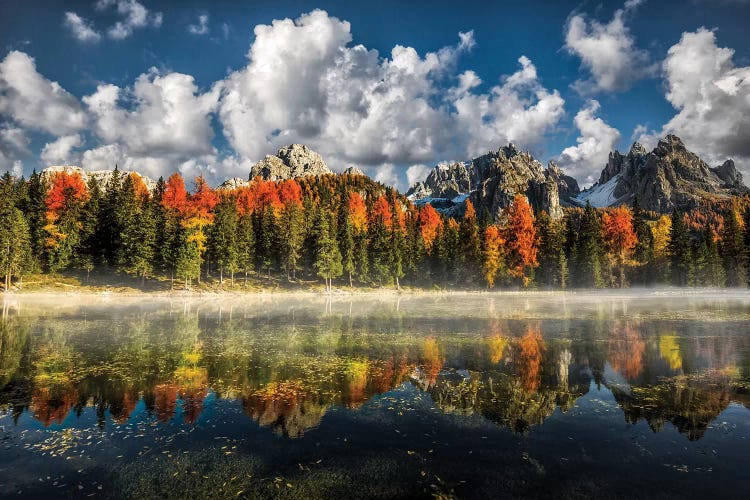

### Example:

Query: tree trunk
xmin=349 ymin=272 xmax=353 ymax=288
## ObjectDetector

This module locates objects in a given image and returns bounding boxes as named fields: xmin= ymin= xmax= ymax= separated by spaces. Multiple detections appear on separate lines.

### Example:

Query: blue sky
xmin=1 ymin=0 xmax=749 ymax=189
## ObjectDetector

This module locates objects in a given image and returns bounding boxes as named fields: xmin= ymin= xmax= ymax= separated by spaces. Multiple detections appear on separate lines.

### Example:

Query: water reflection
xmin=1 ymin=295 xmax=750 ymax=443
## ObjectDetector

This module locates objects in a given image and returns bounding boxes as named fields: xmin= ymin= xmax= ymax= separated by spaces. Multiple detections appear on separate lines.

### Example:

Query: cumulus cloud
xmin=564 ymin=0 xmax=654 ymax=93
xmin=0 ymin=123 xmax=30 ymax=173
xmin=0 ymin=51 xmax=88 ymax=135
xmin=64 ymin=12 xmax=102 ymax=43
xmin=406 ymin=164 xmax=431 ymax=187
xmin=558 ymin=100 xmax=621 ymax=186
xmin=40 ymin=134 xmax=83 ymax=166
xmin=636 ymin=28 xmax=750 ymax=172
xmin=219 ymin=9 xmax=564 ymax=186
xmin=82 ymin=69 xmax=221 ymax=179
xmin=95 ymin=0 xmax=162 ymax=40
xmin=188 ymin=14 xmax=210 ymax=35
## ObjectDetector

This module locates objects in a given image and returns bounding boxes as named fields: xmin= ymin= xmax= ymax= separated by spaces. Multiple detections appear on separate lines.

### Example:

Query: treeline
xmin=1 ymin=168 xmax=749 ymax=291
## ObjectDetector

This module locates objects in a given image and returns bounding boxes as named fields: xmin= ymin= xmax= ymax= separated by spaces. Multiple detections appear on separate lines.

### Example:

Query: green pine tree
xmin=668 ymin=209 xmax=691 ymax=286
xmin=314 ymin=209 xmax=343 ymax=292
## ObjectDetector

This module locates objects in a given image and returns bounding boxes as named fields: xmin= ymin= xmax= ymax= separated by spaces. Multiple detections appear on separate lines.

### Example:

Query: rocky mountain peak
xmin=628 ymin=142 xmax=647 ymax=156
xmin=249 ymin=144 xmax=332 ymax=181
xmin=407 ymin=144 xmax=565 ymax=220
xmin=342 ymin=166 xmax=365 ymax=176
xmin=576 ymin=135 xmax=748 ymax=212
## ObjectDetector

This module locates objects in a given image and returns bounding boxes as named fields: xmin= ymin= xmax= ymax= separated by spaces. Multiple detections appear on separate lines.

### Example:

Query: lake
xmin=1 ymin=292 xmax=749 ymax=499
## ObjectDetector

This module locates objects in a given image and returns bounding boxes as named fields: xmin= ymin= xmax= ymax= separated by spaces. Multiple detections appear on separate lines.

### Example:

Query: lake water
xmin=1 ymin=292 xmax=749 ymax=499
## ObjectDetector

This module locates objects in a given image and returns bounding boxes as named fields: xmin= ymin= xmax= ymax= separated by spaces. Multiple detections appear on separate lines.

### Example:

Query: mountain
xmin=406 ymin=144 xmax=566 ymax=219
xmin=249 ymin=144 xmax=333 ymax=181
xmin=576 ymin=135 xmax=748 ymax=212
xmin=41 ymin=165 xmax=157 ymax=191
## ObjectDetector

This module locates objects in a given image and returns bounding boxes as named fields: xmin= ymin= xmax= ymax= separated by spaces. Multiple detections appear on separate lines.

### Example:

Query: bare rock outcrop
xmin=249 ymin=144 xmax=332 ymax=181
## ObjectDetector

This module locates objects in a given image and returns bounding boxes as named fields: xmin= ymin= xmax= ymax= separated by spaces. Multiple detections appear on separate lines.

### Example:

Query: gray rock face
xmin=711 ymin=159 xmax=743 ymax=188
xmin=576 ymin=135 xmax=748 ymax=213
xmin=546 ymin=161 xmax=580 ymax=203
xmin=249 ymin=144 xmax=332 ymax=181
xmin=407 ymin=144 xmax=565 ymax=220
xmin=342 ymin=166 xmax=365 ymax=176
xmin=217 ymin=177 xmax=250 ymax=191
xmin=42 ymin=165 xmax=157 ymax=192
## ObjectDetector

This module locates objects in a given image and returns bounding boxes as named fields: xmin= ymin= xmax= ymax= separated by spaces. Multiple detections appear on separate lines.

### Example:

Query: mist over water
xmin=1 ymin=291 xmax=750 ymax=498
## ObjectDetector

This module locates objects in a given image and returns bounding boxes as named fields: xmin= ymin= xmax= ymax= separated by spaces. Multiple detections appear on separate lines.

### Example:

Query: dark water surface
xmin=1 ymin=292 xmax=750 ymax=499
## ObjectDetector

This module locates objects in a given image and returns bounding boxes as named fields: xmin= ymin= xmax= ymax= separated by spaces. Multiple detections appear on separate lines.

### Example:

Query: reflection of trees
xmin=608 ymin=321 xmax=645 ymax=380
xmin=517 ymin=326 xmax=544 ymax=393
xmin=242 ymin=381 xmax=330 ymax=438
xmin=613 ymin=370 xmax=734 ymax=440
xmin=3 ymin=306 xmax=750 ymax=443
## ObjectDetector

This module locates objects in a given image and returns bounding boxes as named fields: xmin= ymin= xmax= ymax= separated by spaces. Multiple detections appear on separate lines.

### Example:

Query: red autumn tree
xmin=371 ymin=195 xmax=393 ymax=229
xmin=190 ymin=175 xmax=218 ymax=216
xmin=503 ymin=195 xmax=538 ymax=286
xmin=601 ymin=205 xmax=637 ymax=287
xmin=162 ymin=173 xmax=189 ymax=214
xmin=45 ymin=171 xmax=89 ymax=217
xmin=418 ymin=203 xmax=443 ymax=253
xmin=278 ymin=179 xmax=303 ymax=207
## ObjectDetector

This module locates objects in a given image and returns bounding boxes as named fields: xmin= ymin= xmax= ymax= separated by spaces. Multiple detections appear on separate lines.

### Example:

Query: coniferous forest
xmin=1 ymin=167 xmax=749 ymax=291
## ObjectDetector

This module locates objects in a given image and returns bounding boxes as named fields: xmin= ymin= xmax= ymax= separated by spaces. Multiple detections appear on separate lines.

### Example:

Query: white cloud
xmin=189 ymin=14 xmax=209 ymax=35
xmin=640 ymin=28 xmax=750 ymax=173
xmin=82 ymin=69 xmax=221 ymax=179
xmin=0 ymin=123 xmax=30 ymax=173
xmin=558 ymin=100 xmax=621 ymax=186
xmin=406 ymin=164 xmax=431 ymax=187
xmin=95 ymin=0 xmax=162 ymax=40
xmin=564 ymin=0 xmax=653 ymax=93
xmin=0 ymin=51 xmax=88 ymax=135
xmin=64 ymin=12 xmax=102 ymax=43
xmin=219 ymin=10 xmax=564 ymax=183
xmin=40 ymin=134 xmax=83 ymax=166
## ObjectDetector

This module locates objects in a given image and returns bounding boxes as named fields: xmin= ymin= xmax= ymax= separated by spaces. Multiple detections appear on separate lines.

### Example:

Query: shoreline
xmin=5 ymin=286 xmax=750 ymax=299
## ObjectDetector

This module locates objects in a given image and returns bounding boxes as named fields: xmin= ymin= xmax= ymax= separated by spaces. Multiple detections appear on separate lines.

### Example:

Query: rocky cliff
xmin=249 ymin=144 xmax=332 ymax=181
xmin=406 ymin=144 xmax=567 ymax=220
xmin=576 ymin=135 xmax=748 ymax=212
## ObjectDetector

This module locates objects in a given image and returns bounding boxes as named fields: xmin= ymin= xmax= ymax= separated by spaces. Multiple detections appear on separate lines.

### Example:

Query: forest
xmin=1 ymin=168 xmax=749 ymax=291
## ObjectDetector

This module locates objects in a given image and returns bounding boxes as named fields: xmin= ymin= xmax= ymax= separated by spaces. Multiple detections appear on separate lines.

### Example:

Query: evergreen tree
xmin=459 ymin=200 xmax=482 ymax=284
xmin=314 ymin=209 xmax=343 ymax=292
xmin=236 ymin=212 xmax=255 ymax=286
xmin=721 ymin=208 xmax=746 ymax=287
xmin=536 ymin=211 xmax=568 ymax=288
xmin=22 ymin=170 xmax=47 ymax=272
xmin=632 ymin=197 xmax=654 ymax=264
xmin=279 ymin=202 xmax=305 ymax=281
xmin=390 ymin=201 xmax=406 ymax=289
xmin=668 ymin=209 xmax=691 ymax=286
xmin=79 ymin=177 xmax=102 ymax=278
xmin=368 ymin=197 xmax=392 ymax=286
xmin=210 ymin=198 xmax=240 ymax=284
xmin=0 ymin=175 xmax=31 ymax=290
xmin=256 ymin=206 xmax=277 ymax=277
xmin=338 ymin=194 xmax=356 ymax=287
xmin=100 ymin=166 xmax=123 ymax=265
xmin=574 ymin=203 xmax=604 ymax=288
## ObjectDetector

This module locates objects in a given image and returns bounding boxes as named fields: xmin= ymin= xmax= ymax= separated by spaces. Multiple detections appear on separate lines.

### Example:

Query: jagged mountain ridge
xmin=576 ymin=135 xmax=748 ymax=212
xmin=406 ymin=144 xmax=569 ymax=220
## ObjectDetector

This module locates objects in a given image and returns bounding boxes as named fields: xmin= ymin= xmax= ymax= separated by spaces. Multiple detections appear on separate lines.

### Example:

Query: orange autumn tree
xmin=43 ymin=171 xmax=89 ymax=271
xmin=601 ymin=205 xmax=637 ymax=287
xmin=503 ymin=195 xmax=538 ymax=286
xmin=482 ymin=225 xmax=505 ymax=288
xmin=348 ymin=192 xmax=368 ymax=232
xmin=418 ymin=203 xmax=442 ymax=254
